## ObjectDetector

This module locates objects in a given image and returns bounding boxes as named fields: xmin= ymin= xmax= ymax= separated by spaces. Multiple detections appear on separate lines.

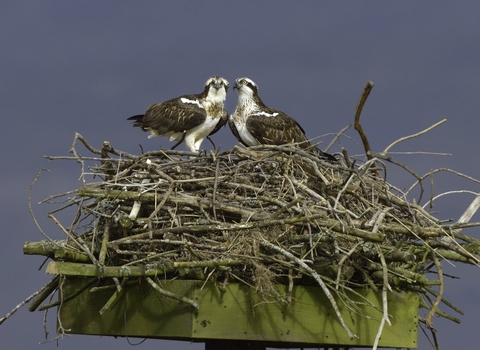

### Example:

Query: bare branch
xmin=382 ymin=119 xmax=447 ymax=155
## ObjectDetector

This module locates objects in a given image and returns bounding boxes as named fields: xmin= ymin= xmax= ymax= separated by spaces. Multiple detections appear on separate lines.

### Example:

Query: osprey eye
xmin=242 ymin=80 xmax=247 ymax=85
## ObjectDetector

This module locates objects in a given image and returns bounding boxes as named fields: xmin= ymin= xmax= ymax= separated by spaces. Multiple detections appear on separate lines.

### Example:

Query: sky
xmin=1 ymin=2 xmax=479 ymax=349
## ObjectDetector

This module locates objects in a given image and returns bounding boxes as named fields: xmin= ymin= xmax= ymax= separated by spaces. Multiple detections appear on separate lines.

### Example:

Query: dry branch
xmin=354 ymin=81 xmax=375 ymax=160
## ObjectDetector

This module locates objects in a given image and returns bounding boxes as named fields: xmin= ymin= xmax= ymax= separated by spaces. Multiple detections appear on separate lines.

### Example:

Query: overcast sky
xmin=1 ymin=2 xmax=479 ymax=349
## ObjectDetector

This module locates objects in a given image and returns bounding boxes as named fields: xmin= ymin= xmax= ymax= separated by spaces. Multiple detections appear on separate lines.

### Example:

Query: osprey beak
xmin=233 ymin=82 xmax=241 ymax=90
xmin=214 ymin=83 xmax=221 ymax=90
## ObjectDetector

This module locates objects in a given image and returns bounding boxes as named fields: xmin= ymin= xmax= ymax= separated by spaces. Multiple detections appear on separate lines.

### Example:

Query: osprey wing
xmin=140 ymin=94 xmax=208 ymax=135
xmin=246 ymin=109 xmax=310 ymax=147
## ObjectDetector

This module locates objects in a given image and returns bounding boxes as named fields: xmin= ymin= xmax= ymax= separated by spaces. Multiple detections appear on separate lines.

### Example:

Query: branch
xmin=353 ymin=81 xmax=375 ymax=159
xmin=382 ymin=119 xmax=447 ymax=155
xmin=37 ymin=277 xmax=97 ymax=312
xmin=146 ymin=277 xmax=199 ymax=309
xmin=425 ymin=250 xmax=444 ymax=331
xmin=0 ymin=277 xmax=59 ymax=325
xmin=45 ymin=261 xmax=174 ymax=277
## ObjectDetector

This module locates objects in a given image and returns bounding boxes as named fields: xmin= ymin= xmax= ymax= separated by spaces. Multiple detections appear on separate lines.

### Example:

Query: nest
xmin=20 ymin=127 xmax=480 ymax=341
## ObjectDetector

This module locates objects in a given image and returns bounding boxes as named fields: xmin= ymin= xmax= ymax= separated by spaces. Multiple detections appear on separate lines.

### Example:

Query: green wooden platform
xmin=58 ymin=278 xmax=419 ymax=348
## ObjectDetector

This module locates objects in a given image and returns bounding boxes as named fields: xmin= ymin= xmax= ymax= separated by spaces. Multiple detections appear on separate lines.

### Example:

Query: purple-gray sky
xmin=1 ymin=2 xmax=479 ymax=349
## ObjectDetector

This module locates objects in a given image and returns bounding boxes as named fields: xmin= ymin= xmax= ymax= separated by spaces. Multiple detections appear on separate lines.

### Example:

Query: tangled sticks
xmin=23 ymin=129 xmax=478 ymax=341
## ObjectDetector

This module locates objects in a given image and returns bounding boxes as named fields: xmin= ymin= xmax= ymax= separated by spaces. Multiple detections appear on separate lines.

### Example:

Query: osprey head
xmin=233 ymin=77 xmax=258 ymax=100
xmin=204 ymin=76 xmax=229 ymax=103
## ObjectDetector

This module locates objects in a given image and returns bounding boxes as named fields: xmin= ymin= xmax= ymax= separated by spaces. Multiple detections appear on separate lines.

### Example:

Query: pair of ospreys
xmin=128 ymin=76 xmax=335 ymax=161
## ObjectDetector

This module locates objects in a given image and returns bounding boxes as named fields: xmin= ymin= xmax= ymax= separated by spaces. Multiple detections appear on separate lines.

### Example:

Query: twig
xmin=212 ymin=158 xmax=220 ymax=221
xmin=47 ymin=213 xmax=100 ymax=268
xmin=148 ymin=183 xmax=174 ymax=220
xmin=290 ymin=178 xmax=327 ymax=204
xmin=425 ymin=250 xmax=444 ymax=331
xmin=353 ymin=81 xmax=375 ymax=160
xmin=335 ymin=242 xmax=361 ymax=290
xmin=423 ymin=286 xmax=464 ymax=315
xmin=324 ymin=124 xmax=352 ymax=152
xmin=29 ymin=169 xmax=55 ymax=243
xmin=383 ymin=151 xmax=452 ymax=156
xmin=56 ymin=275 xmax=68 ymax=337
xmin=382 ymin=119 xmax=447 ymax=155
xmin=418 ymin=297 xmax=461 ymax=323
xmin=28 ymin=276 xmax=60 ymax=312
xmin=129 ymin=178 xmax=150 ymax=220
xmin=38 ymin=277 xmax=98 ymax=311
xmin=372 ymin=243 xmax=392 ymax=350
xmin=422 ymin=190 xmax=480 ymax=210
xmin=287 ymin=269 xmax=294 ymax=303
xmin=373 ymin=154 xmax=426 ymax=203
xmin=406 ymin=167 xmax=480 ymax=198
xmin=457 ymin=192 xmax=480 ymax=226
xmin=146 ymin=277 xmax=199 ymax=309
xmin=98 ymin=217 xmax=111 ymax=265
xmin=99 ymin=278 xmax=128 ymax=315
xmin=270 ymin=197 xmax=303 ymax=219
xmin=0 ymin=277 xmax=60 ymax=325
xmin=173 ymin=259 xmax=241 ymax=269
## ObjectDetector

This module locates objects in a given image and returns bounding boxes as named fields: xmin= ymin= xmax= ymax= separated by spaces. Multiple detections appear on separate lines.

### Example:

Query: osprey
xmin=229 ymin=77 xmax=335 ymax=160
xmin=128 ymin=76 xmax=229 ymax=152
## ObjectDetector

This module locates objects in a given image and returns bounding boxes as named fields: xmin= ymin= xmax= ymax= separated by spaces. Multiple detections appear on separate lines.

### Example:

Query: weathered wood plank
xmin=192 ymin=281 xmax=418 ymax=347
xmin=57 ymin=278 xmax=418 ymax=348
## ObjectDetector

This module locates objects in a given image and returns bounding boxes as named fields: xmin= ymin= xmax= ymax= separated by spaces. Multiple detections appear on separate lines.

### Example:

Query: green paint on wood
xmin=58 ymin=279 xmax=418 ymax=348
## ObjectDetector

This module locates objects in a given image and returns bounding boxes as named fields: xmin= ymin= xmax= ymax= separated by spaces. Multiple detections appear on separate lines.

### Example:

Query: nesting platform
xmin=54 ymin=278 xmax=419 ymax=348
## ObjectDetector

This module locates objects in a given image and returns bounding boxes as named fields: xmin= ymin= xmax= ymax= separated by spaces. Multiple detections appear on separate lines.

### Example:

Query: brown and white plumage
xmin=229 ymin=77 xmax=335 ymax=160
xmin=128 ymin=76 xmax=229 ymax=152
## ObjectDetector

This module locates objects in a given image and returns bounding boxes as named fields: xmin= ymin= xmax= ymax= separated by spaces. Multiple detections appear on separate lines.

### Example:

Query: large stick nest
xmin=38 ymin=132 xmax=479 ymax=299
xmin=21 ymin=128 xmax=480 ymax=343
xmin=76 ymin=141 xmax=434 ymax=288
